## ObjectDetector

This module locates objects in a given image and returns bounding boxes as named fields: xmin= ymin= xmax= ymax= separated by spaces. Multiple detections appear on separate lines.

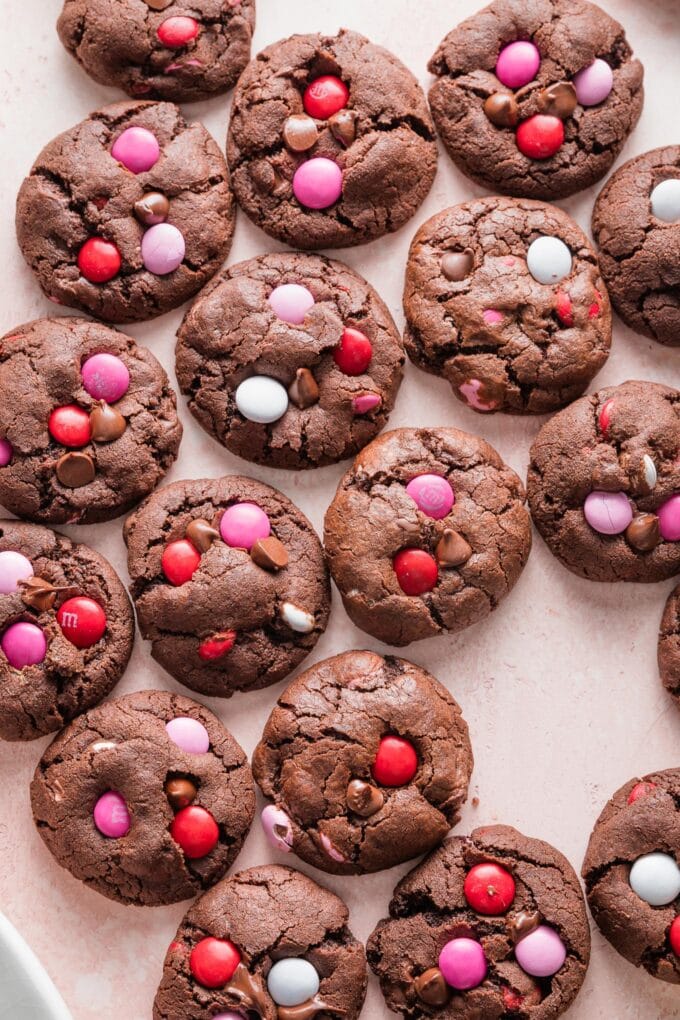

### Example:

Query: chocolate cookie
xmin=324 ymin=428 xmax=532 ymax=646
xmin=227 ymin=29 xmax=437 ymax=250
xmin=124 ymin=476 xmax=330 ymax=697
xmin=153 ymin=864 xmax=367 ymax=1020
xmin=0 ymin=520 xmax=133 ymax=741
xmin=0 ymin=317 xmax=182 ymax=525
xmin=404 ymin=197 xmax=612 ymax=415
xmin=659 ymin=585 xmax=680 ymax=709
xmin=57 ymin=0 xmax=255 ymax=104
xmin=527 ymin=381 xmax=680 ymax=583
xmin=252 ymin=650 xmax=473 ymax=876
xmin=30 ymin=689 xmax=255 ymax=906
xmin=582 ymin=769 xmax=680 ymax=984
xmin=16 ymin=100 xmax=234 ymax=323
xmin=428 ymin=0 xmax=643 ymax=200
xmin=176 ymin=252 xmax=404 ymax=469
xmin=368 ymin=825 xmax=590 ymax=1018
xmin=592 ymin=146 xmax=680 ymax=346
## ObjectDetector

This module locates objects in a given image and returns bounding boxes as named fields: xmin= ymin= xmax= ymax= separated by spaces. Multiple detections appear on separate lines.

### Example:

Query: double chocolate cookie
xmin=527 ymin=381 xmax=680 ymax=582
xmin=124 ymin=476 xmax=330 ymax=697
xmin=176 ymin=252 xmax=404 ymax=469
xmin=30 ymin=690 xmax=255 ymax=906
xmin=593 ymin=146 xmax=680 ymax=346
xmin=227 ymin=29 xmax=437 ymax=249
xmin=16 ymin=100 xmax=234 ymax=323
xmin=252 ymin=650 xmax=473 ymax=875
xmin=58 ymin=0 xmax=255 ymax=103
xmin=428 ymin=0 xmax=643 ymax=200
xmin=0 ymin=317 xmax=182 ymax=524
xmin=0 ymin=520 xmax=133 ymax=741
xmin=368 ymin=825 xmax=590 ymax=1018
xmin=404 ymin=197 xmax=611 ymax=415
xmin=324 ymin=428 xmax=532 ymax=646
xmin=582 ymin=769 xmax=680 ymax=984
xmin=659 ymin=585 xmax=680 ymax=709
xmin=154 ymin=864 xmax=367 ymax=1020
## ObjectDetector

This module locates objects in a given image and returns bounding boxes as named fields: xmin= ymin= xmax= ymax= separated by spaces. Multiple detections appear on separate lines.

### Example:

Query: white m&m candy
xmin=650 ymin=179 xmax=680 ymax=223
xmin=267 ymin=958 xmax=320 ymax=1007
xmin=235 ymin=376 xmax=289 ymax=424
xmin=527 ymin=236 xmax=572 ymax=285
xmin=629 ymin=852 xmax=680 ymax=906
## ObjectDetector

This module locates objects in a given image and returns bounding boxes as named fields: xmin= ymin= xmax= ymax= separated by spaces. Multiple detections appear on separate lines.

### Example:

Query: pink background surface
xmin=1 ymin=1 xmax=678 ymax=1017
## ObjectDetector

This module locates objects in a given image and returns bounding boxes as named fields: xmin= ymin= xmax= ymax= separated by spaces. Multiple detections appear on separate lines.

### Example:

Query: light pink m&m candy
xmin=111 ymin=127 xmax=160 ymax=174
xmin=261 ymin=805 xmax=294 ymax=852
xmin=1 ymin=622 xmax=47 ymax=668
xmin=213 ymin=1014 xmax=246 ymax=1020
xmin=93 ymin=791 xmax=131 ymax=838
xmin=141 ymin=223 xmax=185 ymax=275
xmin=0 ymin=551 xmax=33 ymax=595
xmin=166 ymin=716 xmax=210 ymax=754
xmin=515 ymin=925 xmax=567 ymax=977
xmin=573 ymin=59 xmax=613 ymax=107
xmin=220 ymin=502 xmax=271 ymax=550
xmin=0 ymin=438 xmax=12 ymax=466
xmin=583 ymin=491 xmax=632 ymax=535
xmin=658 ymin=495 xmax=680 ymax=541
xmin=406 ymin=474 xmax=455 ymax=520
xmin=495 ymin=40 xmax=540 ymax=89
xmin=269 ymin=284 xmax=315 ymax=324
xmin=439 ymin=938 xmax=487 ymax=990
xmin=81 ymin=353 xmax=130 ymax=403
xmin=293 ymin=158 xmax=343 ymax=210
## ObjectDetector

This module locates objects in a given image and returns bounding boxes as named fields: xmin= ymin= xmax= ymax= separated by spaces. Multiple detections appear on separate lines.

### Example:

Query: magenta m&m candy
xmin=573 ymin=59 xmax=613 ymax=107
xmin=157 ymin=16 xmax=200 ymax=48
xmin=77 ymin=238 xmax=122 ymax=284
xmin=141 ymin=223 xmax=185 ymax=275
xmin=583 ymin=491 xmax=633 ymax=535
xmin=1 ymin=622 xmax=47 ymax=668
xmin=268 ymin=283 xmax=315 ymax=324
xmin=0 ymin=438 xmax=12 ymax=466
xmin=111 ymin=127 xmax=160 ymax=174
xmin=0 ymin=551 xmax=33 ymax=595
xmin=57 ymin=597 xmax=107 ymax=648
xmin=658 ymin=495 xmax=680 ymax=542
xmin=81 ymin=353 xmax=130 ymax=403
xmin=293 ymin=158 xmax=343 ymax=210
xmin=438 ymin=938 xmax=487 ymax=990
xmin=93 ymin=791 xmax=131 ymax=838
xmin=495 ymin=41 xmax=540 ymax=89
xmin=220 ymin=503 xmax=271 ymax=550
xmin=515 ymin=925 xmax=567 ymax=977
xmin=166 ymin=716 xmax=210 ymax=754
xmin=261 ymin=804 xmax=294 ymax=852
xmin=406 ymin=474 xmax=455 ymax=520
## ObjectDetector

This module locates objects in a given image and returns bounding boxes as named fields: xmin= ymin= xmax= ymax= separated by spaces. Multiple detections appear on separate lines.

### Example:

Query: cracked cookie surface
xmin=0 ymin=520 xmax=134 ymax=741
xmin=323 ymin=428 xmax=532 ymax=646
xmin=124 ymin=475 xmax=330 ymax=697
xmin=582 ymin=769 xmax=680 ymax=984
xmin=252 ymin=650 xmax=473 ymax=875
xmin=227 ymin=29 xmax=437 ymax=249
xmin=153 ymin=864 xmax=367 ymax=1020
xmin=428 ymin=0 xmax=643 ymax=200
xmin=592 ymin=145 xmax=680 ymax=346
xmin=57 ymin=0 xmax=255 ymax=104
xmin=0 ymin=317 xmax=182 ymax=524
xmin=176 ymin=251 xmax=404 ymax=469
xmin=527 ymin=381 xmax=680 ymax=582
xmin=16 ymin=100 xmax=234 ymax=323
xmin=404 ymin=197 xmax=611 ymax=415
xmin=30 ymin=689 xmax=255 ymax=906
xmin=659 ymin=584 xmax=680 ymax=709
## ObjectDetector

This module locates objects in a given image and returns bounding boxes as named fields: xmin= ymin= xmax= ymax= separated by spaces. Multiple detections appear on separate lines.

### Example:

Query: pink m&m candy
xmin=81 ymin=353 xmax=130 ymax=403
xmin=658 ymin=495 xmax=680 ymax=542
xmin=1 ymin=622 xmax=47 ymax=668
xmin=406 ymin=474 xmax=455 ymax=520
xmin=166 ymin=716 xmax=210 ymax=754
xmin=515 ymin=925 xmax=567 ymax=977
xmin=293 ymin=158 xmax=343 ymax=210
xmin=573 ymin=58 xmax=613 ymax=107
xmin=141 ymin=223 xmax=185 ymax=275
xmin=220 ymin=502 xmax=271 ymax=550
xmin=495 ymin=40 xmax=540 ymax=89
xmin=261 ymin=805 xmax=294 ymax=853
xmin=93 ymin=791 xmax=131 ymax=838
xmin=268 ymin=284 xmax=315 ymax=324
xmin=0 ymin=438 xmax=12 ymax=466
xmin=111 ymin=127 xmax=160 ymax=174
xmin=438 ymin=938 xmax=487 ymax=991
xmin=0 ymin=551 xmax=33 ymax=595
xmin=583 ymin=491 xmax=632 ymax=535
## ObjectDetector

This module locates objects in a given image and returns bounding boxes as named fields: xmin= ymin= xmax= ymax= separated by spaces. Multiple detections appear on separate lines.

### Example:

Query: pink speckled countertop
xmin=1 ymin=1 xmax=678 ymax=1017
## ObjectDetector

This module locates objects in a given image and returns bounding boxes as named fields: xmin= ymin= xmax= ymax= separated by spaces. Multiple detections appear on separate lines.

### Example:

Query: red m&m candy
xmin=48 ymin=405 xmax=92 ymax=448
xmin=77 ymin=238 xmax=121 ymax=283
xmin=598 ymin=398 xmax=615 ymax=437
xmin=189 ymin=937 xmax=241 ymax=988
xmin=516 ymin=115 xmax=564 ymax=160
xmin=198 ymin=630 xmax=236 ymax=661
xmin=393 ymin=548 xmax=438 ymax=595
xmin=372 ymin=735 xmax=418 ymax=787
xmin=464 ymin=862 xmax=516 ymax=915
xmin=670 ymin=916 xmax=680 ymax=957
xmin=157 ymin=16 xmax=200 ymax=48
xmin=57 ymin=597 xmax=107 ymax=648
xmin=333 ymin=327 xmax=372 ymax=375
xmin=628 ymin=781 xmax=657 ymax=805
xmin=162 ymin=540 xmax=201 ymax=586
xmin=170 ymin=805 xmax=219 ymax=859
xmin=303 ymin=76 xmax=349 ymax=120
